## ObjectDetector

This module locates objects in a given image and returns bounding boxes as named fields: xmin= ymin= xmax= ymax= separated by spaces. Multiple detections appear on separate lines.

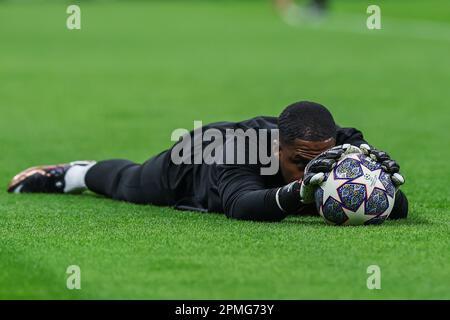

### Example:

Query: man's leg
xmin=7 ymin=151 xmax=172 ymax=206
xmin=8 ymin=161 xmax=95 ymax=194
xmin=85 ymin=160 xmax=146 ymax=204
xmin=85 ymin=159 xmax=169 ymax=205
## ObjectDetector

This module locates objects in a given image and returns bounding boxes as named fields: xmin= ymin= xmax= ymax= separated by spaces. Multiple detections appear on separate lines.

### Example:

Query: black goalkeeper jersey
xmin=147 ymin=116 xmax=368 ymax=221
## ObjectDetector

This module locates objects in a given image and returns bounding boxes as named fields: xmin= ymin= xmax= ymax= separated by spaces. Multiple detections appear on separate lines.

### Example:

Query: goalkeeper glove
xmin=299 ymin=144 xmax=363 ymax=204
xmin=359 ymin=144 xmax=405 ymax=189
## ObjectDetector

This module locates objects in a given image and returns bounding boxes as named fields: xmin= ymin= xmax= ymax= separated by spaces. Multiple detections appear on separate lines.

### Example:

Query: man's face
xmin=277 ymin=137 xmax=336 ymax=183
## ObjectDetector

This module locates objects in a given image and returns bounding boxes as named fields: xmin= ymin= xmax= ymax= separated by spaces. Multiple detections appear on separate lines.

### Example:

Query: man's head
xmin=276 ymin=101 xmax=336 ymax=182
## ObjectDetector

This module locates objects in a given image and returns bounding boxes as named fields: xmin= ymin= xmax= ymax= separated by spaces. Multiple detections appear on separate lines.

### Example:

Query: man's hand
xmin=359 ymin=144 xmax=405 ymax=189
xmin=299 ymin=144 xmax=362 ymax=203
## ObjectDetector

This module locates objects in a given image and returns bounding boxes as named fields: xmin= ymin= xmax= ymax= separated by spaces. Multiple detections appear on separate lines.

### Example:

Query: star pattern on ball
xmin=350 ymin=164 xmax=386 ymax=199
xmin=321 ymin=168 xmax=348 ymax=204
xmin=316 ymin=153 xmax=395 ymax=226
xmin=342 ymin=206 xmax=376 ymax=225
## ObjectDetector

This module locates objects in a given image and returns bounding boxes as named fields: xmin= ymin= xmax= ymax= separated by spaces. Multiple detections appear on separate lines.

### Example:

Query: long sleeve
xmin=336 ymin=126 xmax=368 ymax=146
xmin=217 ymin=164 xmax=288 ymax=222
xmin=389 ymin=190 xmax=408 ymax=219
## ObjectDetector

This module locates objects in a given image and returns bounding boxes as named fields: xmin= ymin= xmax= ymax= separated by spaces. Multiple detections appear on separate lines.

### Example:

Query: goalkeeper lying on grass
xmin=7 ymin=101 xmax=407 ymax=222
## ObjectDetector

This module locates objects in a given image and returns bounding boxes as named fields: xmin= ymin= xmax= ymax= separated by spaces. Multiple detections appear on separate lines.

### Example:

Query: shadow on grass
xmin=284 ymin=215 xmax=432 ymax=227
xmin=9 ymin=192 xmax=433 ymax=228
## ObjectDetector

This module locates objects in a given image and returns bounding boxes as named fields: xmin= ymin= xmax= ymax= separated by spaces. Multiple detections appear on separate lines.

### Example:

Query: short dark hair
xmin=278 ymin=101 xmax=336 ymax=144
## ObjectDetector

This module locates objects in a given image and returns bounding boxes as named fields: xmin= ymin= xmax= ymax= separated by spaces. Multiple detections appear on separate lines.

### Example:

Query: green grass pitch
xmin=0 ymin=1 xmax=449 ymax=299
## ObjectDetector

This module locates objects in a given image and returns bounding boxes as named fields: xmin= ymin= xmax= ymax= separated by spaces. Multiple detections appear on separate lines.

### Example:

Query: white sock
xmin=64 ymin=161 xmax=96 ymax=193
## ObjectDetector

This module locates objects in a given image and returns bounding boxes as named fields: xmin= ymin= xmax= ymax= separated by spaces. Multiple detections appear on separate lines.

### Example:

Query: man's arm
xmin=390 ymin=190 xmax=408 ymax=219
xmin=336 ymin=126 xmax=368 ymax=146
xmin=217 ymin=145 xmax=367 ymax=221
xmin=217 ymin=165 xmax=303 ymax=222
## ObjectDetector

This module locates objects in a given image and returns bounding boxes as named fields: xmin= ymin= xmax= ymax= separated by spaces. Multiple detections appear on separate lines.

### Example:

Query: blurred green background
xmin=0 ymin=0 xmax=449 ymax=299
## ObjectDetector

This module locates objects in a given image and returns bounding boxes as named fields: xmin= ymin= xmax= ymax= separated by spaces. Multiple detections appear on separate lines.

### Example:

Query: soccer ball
xmin=314 ymin=153 xmax=396 ymax=226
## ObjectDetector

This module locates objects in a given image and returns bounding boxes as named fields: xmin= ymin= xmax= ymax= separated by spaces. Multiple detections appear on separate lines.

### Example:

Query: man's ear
xmin=273 ymin=139 xmax=280 ymax=159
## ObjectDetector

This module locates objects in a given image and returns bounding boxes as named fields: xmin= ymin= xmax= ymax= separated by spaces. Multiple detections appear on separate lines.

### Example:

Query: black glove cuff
xmin=277 ymin=181 xmax=302 ymax=213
